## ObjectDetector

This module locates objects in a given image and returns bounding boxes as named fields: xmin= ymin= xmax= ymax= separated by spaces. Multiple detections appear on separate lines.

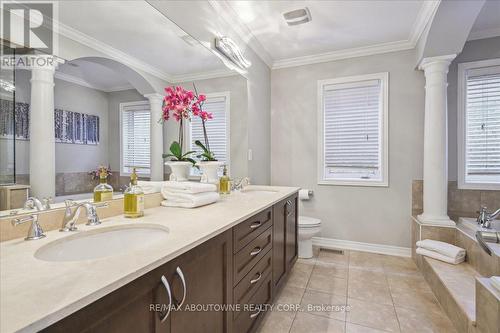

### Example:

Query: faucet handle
xmin=42 ymin=197 xmax=52 ymax=210
xmin=64 ymin=199 xmax=76 ymax=208
xmin=85 ymin=202 xmax=108 ymax=226
xmin=12 ymin=215 xmax=46 ymax=241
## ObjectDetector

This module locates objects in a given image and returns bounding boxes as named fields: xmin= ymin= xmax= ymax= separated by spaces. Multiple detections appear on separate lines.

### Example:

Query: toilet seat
xmin=299 ymin=216 xmax=321 ymax=228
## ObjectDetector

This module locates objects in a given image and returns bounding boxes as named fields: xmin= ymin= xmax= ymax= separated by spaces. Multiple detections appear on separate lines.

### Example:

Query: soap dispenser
xmin=93 ymin=167 xmax=113 ymax=202
xmin=219 ymin=165 xmax=231 ymax=195
xmin=124 ymin=168 xmax=144 ymax=218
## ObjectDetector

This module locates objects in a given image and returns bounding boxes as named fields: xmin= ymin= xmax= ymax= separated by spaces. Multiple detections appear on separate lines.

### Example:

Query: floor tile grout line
xmin=287 ymin=254 xmax=317 ymax=333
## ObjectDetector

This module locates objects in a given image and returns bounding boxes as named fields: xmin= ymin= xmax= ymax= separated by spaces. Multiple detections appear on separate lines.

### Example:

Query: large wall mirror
xmin=0 ymin=0 xmax=248 ymax=216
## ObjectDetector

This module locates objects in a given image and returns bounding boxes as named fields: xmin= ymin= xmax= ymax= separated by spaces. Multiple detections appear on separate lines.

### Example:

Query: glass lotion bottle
xmin=93 ymin=167 xmax=113 ymax=202
xmin=124 ymin=168 xmax=144 ymax=218
xmin=219 ymin=165 xmax=231 ymax=195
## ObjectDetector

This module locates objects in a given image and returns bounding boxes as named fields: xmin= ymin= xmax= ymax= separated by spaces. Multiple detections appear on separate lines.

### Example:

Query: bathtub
xmin=458 ymin=217 xmax=500 ymax=239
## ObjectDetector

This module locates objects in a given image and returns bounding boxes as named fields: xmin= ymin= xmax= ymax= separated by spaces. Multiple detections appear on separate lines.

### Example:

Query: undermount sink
xmin=240 ymin=186 xmax=279 ymax=195
xmin=35 ymin=224 xmax=169 ymax=262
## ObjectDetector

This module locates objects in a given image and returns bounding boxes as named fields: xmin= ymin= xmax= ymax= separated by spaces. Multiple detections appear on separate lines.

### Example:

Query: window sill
xmin=457 ymin=182 xmax=500 ymax=191
xmin=318 ymin=179 xmax=388 ymax=187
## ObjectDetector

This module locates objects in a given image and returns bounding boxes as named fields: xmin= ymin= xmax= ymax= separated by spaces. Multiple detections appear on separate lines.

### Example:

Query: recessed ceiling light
xmin=283 ymin=7 xmax=311 ymax=26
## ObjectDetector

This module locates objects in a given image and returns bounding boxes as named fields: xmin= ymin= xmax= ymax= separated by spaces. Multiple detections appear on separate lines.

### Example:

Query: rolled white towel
xmin=161 ymin=191 xmax=219 ymax=208
xmin=138 ymin=181 xmax=165 ymax=194
xmin=162 ymin=181 xmax=217 ymax=196
xmin=491 ymin=276 xmax=500 ymax=292
xmin=416 ymin=247 xmax=465 ymax=265
xmin=416 ymin=239 xmax=466 ymax=260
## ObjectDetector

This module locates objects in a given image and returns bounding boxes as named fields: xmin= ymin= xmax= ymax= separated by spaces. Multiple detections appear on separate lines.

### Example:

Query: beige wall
xmin=271 ymin=49 xmax=425 ymax=248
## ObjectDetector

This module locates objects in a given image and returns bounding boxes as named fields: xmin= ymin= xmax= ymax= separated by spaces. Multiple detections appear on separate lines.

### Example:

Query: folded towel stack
xmin=137 ymin=181 xmax=166 ymax=194
xmin=491 ymin=276 xmax=500 ymax=292
xmin=416 ymin=239 xmax=466 ymax=265
xmin=161 ymin=181 xmax=219 ymax=208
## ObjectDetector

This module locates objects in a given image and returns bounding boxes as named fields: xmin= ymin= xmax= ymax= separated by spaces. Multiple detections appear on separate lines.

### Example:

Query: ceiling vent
xmin=283 ymin=7 xmax=311 ymax=26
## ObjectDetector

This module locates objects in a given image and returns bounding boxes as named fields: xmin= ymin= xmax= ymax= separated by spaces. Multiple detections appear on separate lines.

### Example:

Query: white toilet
xmin=298 ymin=216 xmax=321 ymax=259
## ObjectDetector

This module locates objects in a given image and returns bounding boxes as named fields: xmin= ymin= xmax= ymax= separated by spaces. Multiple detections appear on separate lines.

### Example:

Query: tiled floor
xmin=256 ymin=249 xmax=457 ymax=333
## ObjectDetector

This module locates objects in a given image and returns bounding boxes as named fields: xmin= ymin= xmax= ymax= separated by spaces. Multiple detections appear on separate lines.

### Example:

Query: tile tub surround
xmin=411 ymin=217 xmax=500 ymax=277
xmin=257 ymin=249 xmax=456 ymax=333
xmin=475 ymin=278 xmax=500 ymax=333
xmin=412 ymin=180 xmax=500 ymax=220
xmin=0 ymin=186 xmax=299 ymax=333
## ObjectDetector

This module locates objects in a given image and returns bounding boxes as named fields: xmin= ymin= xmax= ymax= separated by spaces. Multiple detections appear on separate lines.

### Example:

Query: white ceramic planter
xmin=164 ymin=161 xmax=192 ymax=181
xmin=197 ymin=161 xmax=224 ymax=184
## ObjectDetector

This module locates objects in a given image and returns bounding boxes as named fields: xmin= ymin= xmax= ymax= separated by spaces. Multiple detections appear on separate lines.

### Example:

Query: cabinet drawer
xmin=233 ymin=208 xmax=272 ymax=253
xmin=233 ymin=274 xmax=272 ymax=333
xmin=234 ymin=227 xmax=272 ymax=285
xmin=234 ymin=250 xmax=272 ymax=305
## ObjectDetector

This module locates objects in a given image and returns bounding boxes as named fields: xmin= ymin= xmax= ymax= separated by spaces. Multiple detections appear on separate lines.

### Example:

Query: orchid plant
xmin=88 ymin=165 xmax=112 ymax=181
xmin=160 ymin=85 xmax=216 ymax=163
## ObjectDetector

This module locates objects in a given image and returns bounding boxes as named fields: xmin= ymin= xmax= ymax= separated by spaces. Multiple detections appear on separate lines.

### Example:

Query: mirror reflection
xmin=0 ymin=0 xmax=247 ymax=216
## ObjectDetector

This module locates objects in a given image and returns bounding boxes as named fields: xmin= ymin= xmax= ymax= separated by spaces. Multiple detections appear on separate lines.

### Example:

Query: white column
xmin=145 ymin=93 xmax=164 ymax=181
xmin=29 ymin=55 xmax=59 ymax=199
xmin=417 ymin=55 xmax=456 ymax=226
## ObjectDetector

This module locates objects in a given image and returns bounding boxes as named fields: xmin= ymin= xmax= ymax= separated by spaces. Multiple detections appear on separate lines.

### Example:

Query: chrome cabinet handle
xmin=175 ymin=266 xmax=187 ymax=308
xmin=286 ymin=200 xmax=293 ymax=216
xmin=250 ymin=308 xmax=262 ymax=319
xmin=160 ymin=275 xmax=172 ymax=323
xmin=250 ymin=272 xmax=262 ymax=284
xmin=250 ymin=247 xmax=262 ymax=256
xmin=250 ymin=221 xmax=262 ymax=229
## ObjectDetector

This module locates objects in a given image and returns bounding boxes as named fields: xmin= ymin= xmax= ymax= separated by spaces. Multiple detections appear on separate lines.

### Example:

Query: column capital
xmin=144 ymin=93 xmax=164 ymax=103
xmin=418 ymin=54 xmax=456 ymax=72
xmin=29 ymin=55 xmax=64 ymax=73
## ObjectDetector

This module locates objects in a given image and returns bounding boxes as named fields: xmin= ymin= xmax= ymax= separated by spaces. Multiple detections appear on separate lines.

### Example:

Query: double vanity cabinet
xmin=42 ymin=193 xmax=298 ymax=333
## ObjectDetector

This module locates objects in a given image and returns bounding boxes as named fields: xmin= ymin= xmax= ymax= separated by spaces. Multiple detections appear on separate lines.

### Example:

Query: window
xmin=120 ymin=100 xmax=151 ymax=176
xmin=189 ymin=92 xmax=230 ymax=174
xmin=317 ymin=73 xmax=388 ymax=186
xmin=458 ymin=59 xmax=500 ymax=190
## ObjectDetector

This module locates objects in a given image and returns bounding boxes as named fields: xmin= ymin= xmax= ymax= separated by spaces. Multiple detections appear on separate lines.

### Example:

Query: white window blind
xmin=190 ymin=94 xmax=229 ymax=167
xmin=121 ymin=101 xmax=151 ymax=176
xmin=465 ymin=67 xmax=500 ymax=182
xmin=318 ymin=73 xmax=388 ymax=186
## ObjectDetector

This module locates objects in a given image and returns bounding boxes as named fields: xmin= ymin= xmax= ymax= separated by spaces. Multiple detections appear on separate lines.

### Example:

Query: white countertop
xmin=0 ymin=186 xmax=299 ymax=333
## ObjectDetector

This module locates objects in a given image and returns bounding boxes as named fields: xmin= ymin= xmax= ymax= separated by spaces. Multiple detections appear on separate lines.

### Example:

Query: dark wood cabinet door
xmin=169 ymin=230 xmax=233 ymax=333
xmin=272 ymin=199 xmax=287 ymax=291
xmin=285 ymin=195 xmax=298 ymax=271
xmin=42 ymin=261 xmax=175 ymax=333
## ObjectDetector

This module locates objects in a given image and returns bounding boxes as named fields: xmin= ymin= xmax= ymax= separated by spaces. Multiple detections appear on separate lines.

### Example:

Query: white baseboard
xmin=312 ymin=237 xmax=412 ymax=258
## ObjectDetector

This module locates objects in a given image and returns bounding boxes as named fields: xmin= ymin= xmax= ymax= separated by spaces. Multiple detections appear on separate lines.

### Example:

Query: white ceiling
xmin=57 ymin=1 xmax=229 ymax=81
xmin=56 ymin=60 xmax=132 ymax=92
xmin=468 ymin=0 xmax=500 ymax=40
xmin=218 ymin=0 xmax=438 ymax=68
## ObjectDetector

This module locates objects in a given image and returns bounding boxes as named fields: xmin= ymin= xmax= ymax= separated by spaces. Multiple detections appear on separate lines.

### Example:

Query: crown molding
xmin=212 ymin=0 xmax=439 ymax=70
xmin=207 ymin=0 xmax=274 ymax=68
xmin=170 ymin=68 xmax=239 ymax=83
xmin=408 ymin=0 xmax=440 ymax=46
xmin=56 ymin=21 xmax=174 ymax=83
xmin=55 ymin=71 xmax=134 ymax=92
xmin=467 ymin=27 xmax=500 ymax=41
xmin=272 ymin=39 xmax=415 ymax=69
xmin=273 ymin=1 xmax=439 ymax=70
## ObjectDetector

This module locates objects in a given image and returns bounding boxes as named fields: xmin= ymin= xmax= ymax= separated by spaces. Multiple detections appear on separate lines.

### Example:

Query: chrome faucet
xmin=24 ymin=197 xmax=51 ymax=211
xmin=11 ymin=214 xmax=46 ymax=240
xmin=477 ymin=206 xmax=500 ymax=229
xmin=232 ymin=177 xmax=250 ymax=191
xmin=60 ymin=200 xmax=108 ymax=232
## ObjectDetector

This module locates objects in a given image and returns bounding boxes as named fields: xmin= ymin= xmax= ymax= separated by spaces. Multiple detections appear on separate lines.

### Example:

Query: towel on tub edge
xmin=416 ymin=239 xmax=466 ymax=260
